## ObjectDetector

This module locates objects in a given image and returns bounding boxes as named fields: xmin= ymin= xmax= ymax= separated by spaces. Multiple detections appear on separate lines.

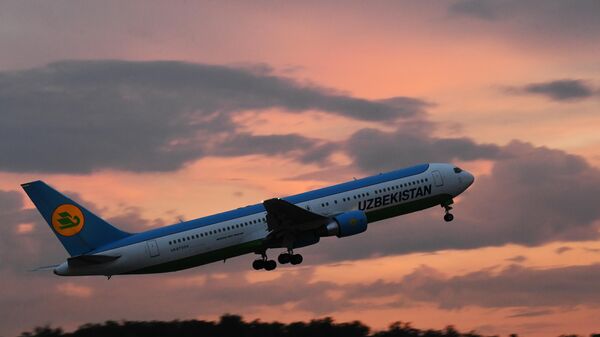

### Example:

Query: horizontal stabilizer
xmin=67 ymin=254 xmax=120 ymax=267
xmin=29 ymin=265 xmax=60 ymax=272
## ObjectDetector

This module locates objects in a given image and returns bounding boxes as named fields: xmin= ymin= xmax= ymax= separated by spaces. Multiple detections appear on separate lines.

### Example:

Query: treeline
xmin=18 ymin=314 xmax=600 ymax=337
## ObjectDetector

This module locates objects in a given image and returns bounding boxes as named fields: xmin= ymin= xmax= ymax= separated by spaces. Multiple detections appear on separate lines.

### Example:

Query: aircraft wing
xmin=263 ymin=198 xmax=329 ymax=235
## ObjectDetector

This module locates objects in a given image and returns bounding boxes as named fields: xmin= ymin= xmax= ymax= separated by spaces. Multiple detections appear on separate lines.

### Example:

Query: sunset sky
xmin=1 ymin=1 xmax=600 ymax=336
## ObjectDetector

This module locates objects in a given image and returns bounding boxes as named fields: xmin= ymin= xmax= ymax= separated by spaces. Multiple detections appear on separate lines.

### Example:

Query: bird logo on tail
xmin=52 ymin=204 xmax=85 ymax=236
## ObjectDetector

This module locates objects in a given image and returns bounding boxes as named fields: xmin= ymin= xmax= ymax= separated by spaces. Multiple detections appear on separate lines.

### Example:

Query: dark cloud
xmin=505 ymin=255 xmax=527 ymax=263
xmin=309 ymin=141 xmax=600 ymax=262
xmin=0 ymin=189 xmax=64 ymax=271
xmin=449 ymin=0 xmax=498 ymax=20
xmin=0 ymin=60 xmax=426 ymax=173
xmin=555 ymin=246 xmax=573 ymax=255
xmin=216 ymin=133 xmax=338 ymax=165
xmin=345 ymin=126 xmax=502 ymax=173
xmin=507 ymin=309 xmax=554 ymax=318
xmin=448 ymin=0 xmax=600 ymax=42
xmin=341 ymin=263 xmax=600 ymax=310
xmin=505 ymin=79 xmax=595 ymax=102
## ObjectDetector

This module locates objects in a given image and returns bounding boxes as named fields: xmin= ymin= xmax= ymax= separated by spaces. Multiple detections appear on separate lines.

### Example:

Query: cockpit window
xmin=453 ymin=167 xmax=463 ymax=173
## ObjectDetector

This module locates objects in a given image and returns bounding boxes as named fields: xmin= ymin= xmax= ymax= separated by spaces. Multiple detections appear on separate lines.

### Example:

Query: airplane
xmin=22 ymin=163 xmax=474 ymax=277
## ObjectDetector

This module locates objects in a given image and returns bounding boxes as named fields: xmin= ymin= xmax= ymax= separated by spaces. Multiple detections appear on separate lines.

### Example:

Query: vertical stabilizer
xmin=21 ymin=181 xmax=131 ymax=256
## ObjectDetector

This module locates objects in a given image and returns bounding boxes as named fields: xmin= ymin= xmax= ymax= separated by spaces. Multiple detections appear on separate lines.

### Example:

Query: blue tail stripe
xmin=21 ymin=181 xmax=131 ymax=256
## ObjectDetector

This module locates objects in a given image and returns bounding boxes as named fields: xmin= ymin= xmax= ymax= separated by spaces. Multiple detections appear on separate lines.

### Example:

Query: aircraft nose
xmin=464 ymin=171 xmax=475 ymax=187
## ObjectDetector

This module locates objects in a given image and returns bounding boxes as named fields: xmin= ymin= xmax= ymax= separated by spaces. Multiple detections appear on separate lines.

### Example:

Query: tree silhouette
xmin=17 ymin=315 xmax=598 ymax=337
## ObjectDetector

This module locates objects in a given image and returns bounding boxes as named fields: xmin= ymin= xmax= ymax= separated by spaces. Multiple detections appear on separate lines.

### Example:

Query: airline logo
xmin=358 ymin=185 xmax=432 ymax=211
xmin=52 ymin=204 xmax=85 ymax=236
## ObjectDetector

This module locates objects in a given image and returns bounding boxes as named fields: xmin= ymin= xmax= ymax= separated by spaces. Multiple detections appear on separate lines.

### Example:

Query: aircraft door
xmin=146 ymin=240 xmax=160 ymax=257
xmin=431 ymin=170 xmax=444 ymax=187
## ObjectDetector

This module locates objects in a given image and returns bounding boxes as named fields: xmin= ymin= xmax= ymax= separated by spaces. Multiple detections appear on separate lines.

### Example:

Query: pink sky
xmin=0 ymin=1 xmax=599 ymax=336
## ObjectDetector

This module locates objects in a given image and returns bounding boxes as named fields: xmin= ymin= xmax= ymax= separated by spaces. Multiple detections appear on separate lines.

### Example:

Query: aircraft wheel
xmin=278 ymin=253 xmax=291 ymax=264
xmin=264 ymin=260 xmax=277 ymax=271
xmin=290 ymin=254 xmax=303 ymax=265
xmin=444 ymin=213 xmax=454 ymax=222
xmin=252 ymin=259 xmax=265 ymax=270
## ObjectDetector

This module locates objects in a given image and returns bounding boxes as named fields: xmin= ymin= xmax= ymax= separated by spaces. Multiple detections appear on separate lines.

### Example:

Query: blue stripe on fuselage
xmin=92 ymin=163 xmax=430 ymax=253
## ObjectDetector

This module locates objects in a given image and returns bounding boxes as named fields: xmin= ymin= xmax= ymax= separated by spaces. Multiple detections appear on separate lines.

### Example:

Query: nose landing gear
xmin=443 ymin=212 xmax=454 ymax=222
xmin=441 ymin=200 xmax=454 ymax=222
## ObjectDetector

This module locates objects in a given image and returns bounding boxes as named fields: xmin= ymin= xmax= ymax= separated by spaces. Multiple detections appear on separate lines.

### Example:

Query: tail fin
xmin=21 ymin=180 xmax=131 ymax=256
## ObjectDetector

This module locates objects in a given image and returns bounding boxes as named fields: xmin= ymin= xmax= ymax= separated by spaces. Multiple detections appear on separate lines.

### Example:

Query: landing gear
xmin=277 ymin=249 xmax=303 ymax=266
xmin=252 ymin=259 xmax=265 ymax=270
xmin=290 ymin=254 xmax=303 ymax=265
xmin=253 ymin=251 xmax=277 ymax=271
xmin=254 ymin=248 xmax=304 ymax=271
xmin=441 ymin=200 xmax=454 ymax=222
xmin=278 ymin=253 xmax=291 ymax=264
xmin=264 ymin=260 xmax=277 ymax=271
xmin=444 ymin=213 xmax=454 ymax=222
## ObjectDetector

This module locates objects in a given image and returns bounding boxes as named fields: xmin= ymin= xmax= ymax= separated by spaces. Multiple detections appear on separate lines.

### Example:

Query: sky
xmin=1 ymin=1 xmax=599 ymax=336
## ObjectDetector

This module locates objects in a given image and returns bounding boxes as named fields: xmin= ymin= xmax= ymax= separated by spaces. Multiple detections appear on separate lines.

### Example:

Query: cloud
xmin=555 ymin=246 xmax=573 ymax=255
xmin=0 ymin=60 xmax=427 ymax=173
xmin=448 ymin=0 xmax=600 ymax=42
xmin=505 ymin=255 xmax=527 ymax=263
xmin=56 ymin=282 xmax=94 ymax=298
xmin=505 ymin=79 xmax=595 ymax=102
xmin=507 ymin=309 xmax=554 ymax=318
xmin=375 ymin=263 xmax=600 ymax=309
xmin=345 ymin=125 xmax=502 ymax=173
xmin=0 ymin=189 xmax=65 ymax=271
xmin=449 ymin=0 xmax=499 ymax=20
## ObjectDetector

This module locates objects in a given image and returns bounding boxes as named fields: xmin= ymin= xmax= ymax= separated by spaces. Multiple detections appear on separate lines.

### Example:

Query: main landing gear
xmin=252 ymin=249 xmax=304 ymax=271
xmin=442 ymin=200 xmax=454 ymax=222
xmin=252 ymin=252 xmax=277 ymax=271
xmin=278 ymin=249 xmax=303 ymax=266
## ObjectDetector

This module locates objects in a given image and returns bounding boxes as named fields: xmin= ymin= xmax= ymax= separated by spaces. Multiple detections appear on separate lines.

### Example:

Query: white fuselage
xmin=54 ymin=163 xmax=473 ymax=276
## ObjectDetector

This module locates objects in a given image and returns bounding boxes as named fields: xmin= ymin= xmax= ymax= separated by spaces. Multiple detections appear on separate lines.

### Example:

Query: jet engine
xmin=320 ymin=210 xmax=368 ymax=238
